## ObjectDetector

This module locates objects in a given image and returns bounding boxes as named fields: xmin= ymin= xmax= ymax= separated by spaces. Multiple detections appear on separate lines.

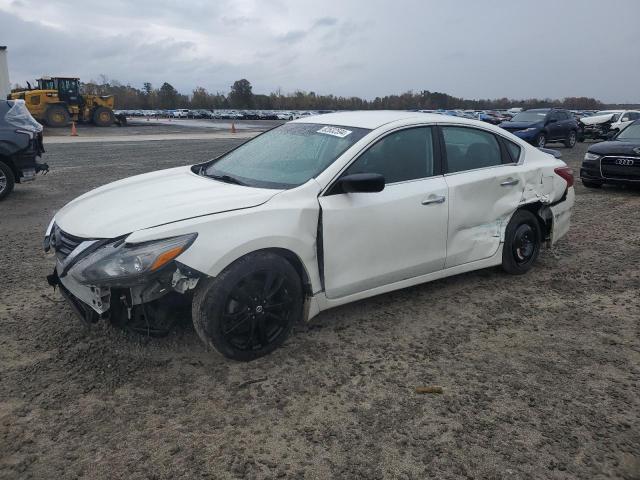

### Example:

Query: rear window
xmin=505 ymin=140 xmax=521 ymax=163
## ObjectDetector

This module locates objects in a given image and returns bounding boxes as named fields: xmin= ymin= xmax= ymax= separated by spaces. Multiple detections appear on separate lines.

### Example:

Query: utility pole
xmin=0 ymin=46 xmax=9 ymax=99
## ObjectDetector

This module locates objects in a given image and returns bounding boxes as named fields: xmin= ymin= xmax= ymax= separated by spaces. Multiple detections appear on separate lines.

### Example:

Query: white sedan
xmin=44 ymin=111 xmax=575 ymax=360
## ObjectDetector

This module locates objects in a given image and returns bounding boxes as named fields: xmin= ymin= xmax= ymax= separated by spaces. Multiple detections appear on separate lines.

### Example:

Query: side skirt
xmin=305 ymin=246 xmax=504 ymax=321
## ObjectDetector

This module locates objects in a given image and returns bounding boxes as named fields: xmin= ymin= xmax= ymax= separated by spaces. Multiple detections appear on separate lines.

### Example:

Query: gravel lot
xmin=0 ymin=127 xmax=639 ymax=480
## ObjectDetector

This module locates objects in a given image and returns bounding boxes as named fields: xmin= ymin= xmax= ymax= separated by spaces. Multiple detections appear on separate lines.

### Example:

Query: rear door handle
xmin=421 ymin=195 xmax=446 ymax=205
xmin=500 ymin=178 xmax=519 ymax=187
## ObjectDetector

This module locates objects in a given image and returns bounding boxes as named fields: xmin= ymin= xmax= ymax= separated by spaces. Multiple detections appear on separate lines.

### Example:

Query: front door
xmin=319 ymin=126 xmax=449 ymax=299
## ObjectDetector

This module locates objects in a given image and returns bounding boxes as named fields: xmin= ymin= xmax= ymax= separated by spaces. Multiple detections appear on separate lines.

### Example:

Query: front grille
xmin=601 ymin=156 xmax=640 ymax=181
xmin=51 ymin=225 xmax=86 ymax=261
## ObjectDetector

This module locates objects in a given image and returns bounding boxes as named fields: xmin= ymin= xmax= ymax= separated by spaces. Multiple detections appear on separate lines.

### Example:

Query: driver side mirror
xmin=606 ymin=131 xmax=617 ymax=140
xmin=334 ymin=173 xmax=385 ymax=194
xmin=547 ymin=118 xmax=557 ymax=124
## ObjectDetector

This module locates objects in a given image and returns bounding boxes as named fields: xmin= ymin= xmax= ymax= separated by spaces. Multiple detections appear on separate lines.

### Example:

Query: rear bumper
xmin=550 ymin=187 xmax=575 ymax=245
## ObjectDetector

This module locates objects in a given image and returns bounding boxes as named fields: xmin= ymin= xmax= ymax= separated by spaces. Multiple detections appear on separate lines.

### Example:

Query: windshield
xmin=510 ymin=111 xmax=548 ymax=123
xmin=204 ymin=123 xmax=370 ymax=189
xmin=616 ymin=123 xmax=640 ymax=141
xmin=4 ymin=100 xmax=43 ymax=132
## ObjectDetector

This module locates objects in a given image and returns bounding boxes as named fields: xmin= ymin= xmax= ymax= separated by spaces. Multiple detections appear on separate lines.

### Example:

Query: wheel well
xmin=0 ymin=155 xmax=18 ymax=181
xmin=518 ymin=202 xmax=552 ymax=242
xmin=239 ymin=248 xmax=312 ymax=296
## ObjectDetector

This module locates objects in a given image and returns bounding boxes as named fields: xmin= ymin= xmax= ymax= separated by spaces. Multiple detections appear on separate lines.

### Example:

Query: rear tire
xmin=192 ymin=252 xmax=303 ymax=361
xmin=564 ymin=130 xmax=577 ymax=148
xmin=45 ymin=105 xmax=70 ymax=128
xmin=582 ymin=179 xmax=603 ymax=188
xmin=0 ymin=161 xmax=15 ymax=201
xmin=502 ymin=210 xmax=542 ymax=275
xmin=92 ymin=107 xmax=115 ymax=127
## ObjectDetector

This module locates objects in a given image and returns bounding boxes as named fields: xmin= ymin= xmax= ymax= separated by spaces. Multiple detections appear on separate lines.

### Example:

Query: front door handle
xmin=421 ymin=195 xmax=446 ymax=205
xmin=500 ymin=178 xmax=520 ymax=187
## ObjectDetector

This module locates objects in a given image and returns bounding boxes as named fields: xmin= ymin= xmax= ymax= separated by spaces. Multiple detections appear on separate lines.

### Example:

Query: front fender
xmin=125 ymin=181 xmax=323 ymax=293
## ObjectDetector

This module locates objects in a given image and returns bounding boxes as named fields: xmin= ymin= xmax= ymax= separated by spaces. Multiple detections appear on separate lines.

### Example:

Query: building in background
xmin=0 ymin=47 xmax=9 ymax=99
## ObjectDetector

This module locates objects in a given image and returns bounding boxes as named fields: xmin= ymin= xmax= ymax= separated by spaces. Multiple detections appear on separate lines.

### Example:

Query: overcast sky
xmin=1 ymin=0 xmax=639 ymax=103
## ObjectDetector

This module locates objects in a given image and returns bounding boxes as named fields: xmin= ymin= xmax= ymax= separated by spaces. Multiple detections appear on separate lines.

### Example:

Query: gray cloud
xmin=1 ymin=0 xmax=639 ymax=103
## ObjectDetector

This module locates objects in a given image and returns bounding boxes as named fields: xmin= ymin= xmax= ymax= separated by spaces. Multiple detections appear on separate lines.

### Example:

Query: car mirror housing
xmin=337 ymin=173 xmax=385 ymax=194
xmin=547 ymin=118 xmax=557 ymax=124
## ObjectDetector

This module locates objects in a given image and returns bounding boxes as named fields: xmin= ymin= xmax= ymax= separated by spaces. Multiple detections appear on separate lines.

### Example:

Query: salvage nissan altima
xmin=44 ymin=111 xmax=575 ymax=360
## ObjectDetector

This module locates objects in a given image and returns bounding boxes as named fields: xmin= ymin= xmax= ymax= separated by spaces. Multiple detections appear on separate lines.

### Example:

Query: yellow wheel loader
xmin=9 ymin=77 xmax=115 ymax=127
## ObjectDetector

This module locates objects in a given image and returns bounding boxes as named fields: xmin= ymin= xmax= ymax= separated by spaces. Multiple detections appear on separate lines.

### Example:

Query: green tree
xmin=158 ymin=82 xmax=179 ymax=109
xmin=228 ymin=79 xmax=253 ymax=108
xmin=191 ymin=86 xmax=211 ymax=109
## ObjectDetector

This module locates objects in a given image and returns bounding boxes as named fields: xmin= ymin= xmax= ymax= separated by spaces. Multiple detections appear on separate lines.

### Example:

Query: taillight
xmin=554 ymin=166 xmax=574 ymax=188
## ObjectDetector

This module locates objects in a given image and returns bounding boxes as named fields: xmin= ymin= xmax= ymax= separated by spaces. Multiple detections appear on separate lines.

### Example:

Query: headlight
xmin=584 ymin=152 xmax=601 ymax=161
xmin=43 ymin=217 xmax=56 ymax=252
xmin=69 ymin=233 xmax=197 ymax=286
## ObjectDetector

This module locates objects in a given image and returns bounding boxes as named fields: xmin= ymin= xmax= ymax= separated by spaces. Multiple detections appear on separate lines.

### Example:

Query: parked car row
xmin=490 ymin=107 xmax=640 ymax=148
xmin=113 ymin=109 xmax=334 ymax=121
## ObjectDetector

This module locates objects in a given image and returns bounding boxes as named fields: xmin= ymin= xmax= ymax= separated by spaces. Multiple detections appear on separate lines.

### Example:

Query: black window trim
xmin=436 ymin=124 xmax=517 ymax=175
xmin=323 ymin=124 xmax=444 ymax=196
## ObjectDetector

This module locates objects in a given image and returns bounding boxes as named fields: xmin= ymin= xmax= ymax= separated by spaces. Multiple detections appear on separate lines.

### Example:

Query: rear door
xmin=439 ymin=125 xmax=524 ymax=268
xmin=319 ymin=126 xmax=448 ymax=299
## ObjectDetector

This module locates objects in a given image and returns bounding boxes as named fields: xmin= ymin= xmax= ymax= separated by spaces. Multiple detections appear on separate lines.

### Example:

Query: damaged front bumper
xmin=45 ymin=224 xmax=202 ymax=329
xmin=47 ymin=260 xmax=202 ymax=327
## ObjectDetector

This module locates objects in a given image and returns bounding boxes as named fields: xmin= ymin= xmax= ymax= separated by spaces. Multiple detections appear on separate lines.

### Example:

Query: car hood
xmin=499 ymin=121 xmax=542 ymax=130
xmin=55 ymin=166 xmax=282 ymax=238
xmin=580 ymin=113 xmax=615 ymax=125
xmin=588 ymin=140 xmax=640 ymax=156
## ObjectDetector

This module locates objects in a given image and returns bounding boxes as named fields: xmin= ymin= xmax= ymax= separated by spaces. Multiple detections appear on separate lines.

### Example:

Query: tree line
xmin=76 ymin=76 xmax=631 ymax=111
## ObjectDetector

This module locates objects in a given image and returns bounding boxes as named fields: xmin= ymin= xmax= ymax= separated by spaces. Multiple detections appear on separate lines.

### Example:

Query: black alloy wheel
xmin=221 ymin=270 xmax=293 ymax=351
xmin=192 ymin=252 xmax=303 ymax=361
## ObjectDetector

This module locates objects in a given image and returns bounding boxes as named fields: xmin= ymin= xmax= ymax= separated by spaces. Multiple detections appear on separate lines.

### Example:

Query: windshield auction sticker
xmin=317 ymin=126 xmax=352 ymax=138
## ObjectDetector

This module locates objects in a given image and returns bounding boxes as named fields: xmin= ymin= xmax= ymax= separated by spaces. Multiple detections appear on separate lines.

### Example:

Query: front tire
xmin=564 ymin=130 xmax=577 ymax=148
xmin=192 ymin=252 xmax=303 ymax=361
xmin=535 ymin=133 xmax=546 ymax=148
xmin=0 ymin=161 xmax=15 ymax=201
xmin=502 ymin=210 xmax=542 ymax=275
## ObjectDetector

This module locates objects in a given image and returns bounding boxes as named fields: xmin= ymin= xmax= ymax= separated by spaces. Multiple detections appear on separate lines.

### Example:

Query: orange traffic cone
xmin=70 ymin=121 xmax=78 ymax=136
xmin=231 ymin=121 xmax=237 ymax=134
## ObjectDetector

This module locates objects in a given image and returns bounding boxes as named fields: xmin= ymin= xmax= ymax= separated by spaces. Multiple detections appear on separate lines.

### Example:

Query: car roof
xmin=291 ymin=110 xmax=467 ymax=129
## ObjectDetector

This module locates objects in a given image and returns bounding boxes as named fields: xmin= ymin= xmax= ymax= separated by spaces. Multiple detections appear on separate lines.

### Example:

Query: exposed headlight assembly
xmin=69 ymin=233 xmax=197 ymax=286
xmin=584 ymin=152 xmax=601 ymax=161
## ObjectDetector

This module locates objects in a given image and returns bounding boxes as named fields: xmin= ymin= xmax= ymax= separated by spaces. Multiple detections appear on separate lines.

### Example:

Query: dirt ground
xmin=0 ymin=127 xmax=639 ymax=480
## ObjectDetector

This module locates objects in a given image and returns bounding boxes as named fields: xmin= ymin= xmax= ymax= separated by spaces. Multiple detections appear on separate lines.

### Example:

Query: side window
xmin=549 ymin=111 xmax=561 ymax=121
xmin=631 ymin=113 xmax=640 ymax=120
xmin=344 ymin=127 xmax=435 ymax=183
xmin=442 ymin=126 xmax=503 ymax=173
xmin=504 ymin=139 xmax=521 ymax=163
